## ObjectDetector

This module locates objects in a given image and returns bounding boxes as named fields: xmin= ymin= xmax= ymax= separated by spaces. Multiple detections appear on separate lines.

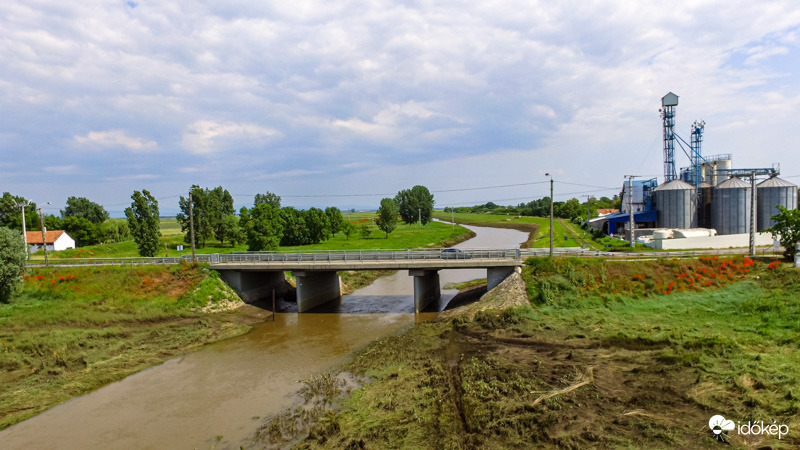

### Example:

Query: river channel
xmin=0 ymin=223 xmax=528 ymax=449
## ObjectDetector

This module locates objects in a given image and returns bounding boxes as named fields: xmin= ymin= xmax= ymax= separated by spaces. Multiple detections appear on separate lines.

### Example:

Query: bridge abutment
xmin=218 ymin=270 xmax=285 ymax=303
xmin=409 ymin=269 xmax=441 ymax=313
xmin=293 ymin=271 xmax=342 ymax=312
xmin=487 ymin=267 xmax=516 ymax=291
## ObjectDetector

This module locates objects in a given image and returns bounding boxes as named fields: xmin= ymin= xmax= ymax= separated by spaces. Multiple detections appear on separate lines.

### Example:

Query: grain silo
xmin=712 ymin=177 xmax=751 ymax=235
xmin=757 ymin=176 xmax=798 ymax=231
xmin=654 ymin=179 xmax=697 ymax=229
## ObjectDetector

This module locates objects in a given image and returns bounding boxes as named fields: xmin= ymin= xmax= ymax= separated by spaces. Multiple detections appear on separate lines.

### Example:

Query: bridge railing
xmin=216 ymin=248 xmax=520 ymax=263
xmin=25 ymin=247 xmax=767 ymax=268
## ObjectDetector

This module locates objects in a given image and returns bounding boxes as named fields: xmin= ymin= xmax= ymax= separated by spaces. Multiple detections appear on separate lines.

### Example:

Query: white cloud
xmin=74 ymin=130 xmax=158 ymax=151
xmin=181 ymin=120 xmax=280 ymax=154
xmin=43 ymin=165 xmax=80 ymax=175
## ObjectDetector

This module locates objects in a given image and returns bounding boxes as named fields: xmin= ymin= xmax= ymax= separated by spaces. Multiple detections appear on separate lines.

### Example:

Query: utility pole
xmin=14 ymin=200 xmax=31 ymax=259
xmin=418 ymin=208 xmax=422 ymax=227
xmin=581 ymin=195 xmax=592 ymax=229
xmin=749 ymin=172 xmax=756 ymax=257
xmin=451 ymin=207 xmax=454 ymax=229
xmin=626 ymin=175 xmax=638 ymax=247
xmin=189 ymin=191 xmax=196 ymax=262
xmin=546 ymin=173 xmax=554 ymax=257
xmin=39 ymin=208 xmax=48 ymax=266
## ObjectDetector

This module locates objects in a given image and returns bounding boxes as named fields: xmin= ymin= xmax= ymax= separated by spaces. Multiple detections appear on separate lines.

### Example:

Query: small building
xmin=26 ymin=230 xmax=76 ymax=252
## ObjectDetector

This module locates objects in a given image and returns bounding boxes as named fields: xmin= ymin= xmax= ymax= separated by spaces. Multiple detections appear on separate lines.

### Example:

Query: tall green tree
xmin=0 ymin=227 xmax=27 ymax=302
xmin=305 ymin=208 xmax=331 ymax=244
xmin=125 ymin=190 xmax=161 ymax=257
xmin=254 ymin=191 xmax=281 ymax=209
xmin=218 ymin=215 xmax=244 ymax=247
xmin=395 ymin=185 xmax=434 ymax=225
xmin=766 ymin=205 xmax=800 ymax=260
xmin=61 ymin=196 xmax=109 ymax=224
xmin=279 ymin=207 xmax=308 ymax=246
xmin=376 ymin=198 xmax=399 ymax=238
xmin=176 ymin=185 xmax=234 ymax=247
xmin=247 ymin=204 xmax=284 ymax=251
xmin=0 ymin=193 xmax=39 ymax=231
xmin=325 ymin=207 xmax=344 ymax=236
xmin=63 ymin=216 xmax=102 ymax=247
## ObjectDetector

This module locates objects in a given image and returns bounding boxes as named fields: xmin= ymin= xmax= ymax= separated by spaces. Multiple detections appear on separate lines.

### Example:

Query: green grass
xmin=39 ymin=216 xmax=472 ymax=259
xmin=0 ymin=264 xmax=251 ymax=429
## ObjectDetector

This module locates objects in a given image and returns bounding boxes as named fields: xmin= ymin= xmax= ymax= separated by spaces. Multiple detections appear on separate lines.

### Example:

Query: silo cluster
xmin=656 ymin=175 xmax=797 ymax=235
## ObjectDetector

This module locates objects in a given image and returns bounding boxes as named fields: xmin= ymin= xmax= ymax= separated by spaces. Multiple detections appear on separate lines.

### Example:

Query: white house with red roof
xmin=25 ymin=230 xmax=76 ymax=251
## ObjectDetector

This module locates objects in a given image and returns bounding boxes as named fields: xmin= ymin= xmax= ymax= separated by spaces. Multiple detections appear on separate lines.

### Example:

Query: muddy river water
xmin=0 ymin=223 xmax=528 ymax=449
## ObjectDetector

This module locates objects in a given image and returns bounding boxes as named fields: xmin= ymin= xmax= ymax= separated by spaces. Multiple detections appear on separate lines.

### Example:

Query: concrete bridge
xmin=210 ymin=249 xmax=523 ymax=312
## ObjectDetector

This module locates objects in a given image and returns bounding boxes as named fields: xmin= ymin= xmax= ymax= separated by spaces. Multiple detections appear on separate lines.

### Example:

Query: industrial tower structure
xmin=660 ymin=92 xmax=678 ymax=182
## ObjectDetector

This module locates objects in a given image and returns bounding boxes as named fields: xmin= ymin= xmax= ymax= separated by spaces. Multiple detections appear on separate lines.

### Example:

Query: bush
xmin=0 ymin=227 xmax=27 ymax=302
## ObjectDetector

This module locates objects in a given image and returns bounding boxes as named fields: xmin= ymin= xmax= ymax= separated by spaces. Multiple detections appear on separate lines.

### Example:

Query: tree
xmin=394 ymin=185 xmax=434 ymax=225
xmin=100 ymin=219 xmax=131 ymax=243
xmin=44 ymin=215 xmax=64 ymax=231
xmin=376 ymin=198 xmax=399 ymax=238
xmin=557 ymin=198 xmax=583 ymax=220
xmin=305 ymin=208 xmax=331 ymax=244
xmin=325 ymin=207 xmax=344 ymax=236
xmin=766 ymin=205 xmax=800 ymax=260
xmin=125 ymin=190 xmax=161 ymax=257
xmin=217 ymin=215 xmax=244 ymax=247
xmin=254 ymin=191 xmax=281 ymax=209
xmin=342 ymin=221 xmax=356 ymax=240
xmin=359 ymin=223 xmax=371 ymax=239
xmin=63 ymin=216 xmax=102 ymax=247
xmin=177 ymin=185 xmax=234 ymax=247
xmin=279 ymin=207 xmax=308 ymax=246
xmin=0 ymin=193 xmax=39 ymax=231
xmin=0 ymin=227 xmax=27 ymax=302
xmin=246 ymin=204 xmax=284 ymax=251
xmin=61 ymin=196 xmax=109 ymax=225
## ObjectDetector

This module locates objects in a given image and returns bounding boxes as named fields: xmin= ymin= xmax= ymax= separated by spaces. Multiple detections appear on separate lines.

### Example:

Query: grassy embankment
xmin=265 ymin=256 xmax=799 ymax=449
xmin=0 ymin=263 xmax=255 ymax=430
xmin=432 ymin=211 xmax=602 ymax=250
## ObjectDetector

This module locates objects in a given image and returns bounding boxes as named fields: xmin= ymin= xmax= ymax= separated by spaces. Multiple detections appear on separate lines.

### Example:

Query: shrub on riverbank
xmin=0 ymin=263 xmax=251 ymax=429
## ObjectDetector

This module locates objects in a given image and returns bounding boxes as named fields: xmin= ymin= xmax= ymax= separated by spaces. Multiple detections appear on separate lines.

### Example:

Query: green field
xmin=37 ymin=215 xmax=473 ymax=259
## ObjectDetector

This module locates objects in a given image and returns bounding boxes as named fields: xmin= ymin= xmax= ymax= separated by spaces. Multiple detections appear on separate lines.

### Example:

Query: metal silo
xmin=712 ymin=177 xmax=751 ymax=235
xmin=757 ymin=176 xmax=798 ymax=231
xmin=654 ymin=179 xmax=697 ymax=229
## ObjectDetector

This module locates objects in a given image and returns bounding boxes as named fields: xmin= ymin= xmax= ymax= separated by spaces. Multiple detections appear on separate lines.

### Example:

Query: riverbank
xmin=0 ymin=263 xmax=259 ymax=429
xmin=273 ymin=256 xmax=800 ymax=448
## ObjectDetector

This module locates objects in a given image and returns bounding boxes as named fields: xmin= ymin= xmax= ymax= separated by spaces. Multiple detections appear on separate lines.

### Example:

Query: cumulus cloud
xmin=181 ymin=120 xmax=280 ymax=154
xmin=74 ymin=130 xmax=158 ymax=151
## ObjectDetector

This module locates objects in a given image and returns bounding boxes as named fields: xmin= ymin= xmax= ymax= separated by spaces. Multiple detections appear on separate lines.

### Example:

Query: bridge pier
xmin=292 ymin=271 xmax=341 ymax=312
xmin=487 ymin=267 xmax=516 ymax=291
xmin=218 ymin=270 xmax=285 ymax=303
xmin=409 ymin=269 xmax=440 ymax=313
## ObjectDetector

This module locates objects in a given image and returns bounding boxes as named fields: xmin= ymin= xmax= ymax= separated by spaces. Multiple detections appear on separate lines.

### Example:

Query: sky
xmin=2 ymin=1 xmax=800 ymax=217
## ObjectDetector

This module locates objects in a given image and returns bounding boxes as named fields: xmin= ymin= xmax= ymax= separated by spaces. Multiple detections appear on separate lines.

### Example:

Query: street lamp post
xmin=545 ymin=173 xmax=554 ymax=257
